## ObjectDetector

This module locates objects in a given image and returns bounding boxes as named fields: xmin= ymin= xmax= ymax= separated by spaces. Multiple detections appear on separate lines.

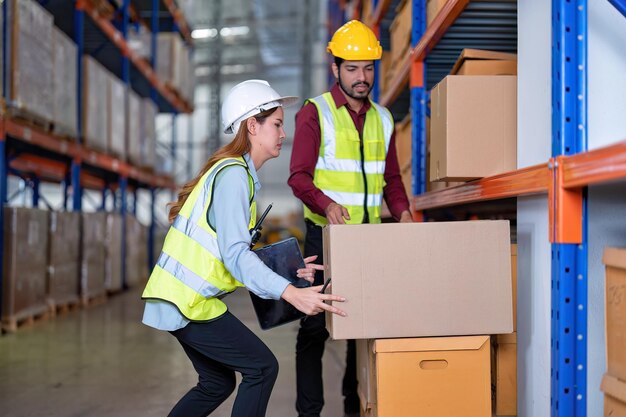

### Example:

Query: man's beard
xmin=338 ymin=73 xmax=372 ymax=100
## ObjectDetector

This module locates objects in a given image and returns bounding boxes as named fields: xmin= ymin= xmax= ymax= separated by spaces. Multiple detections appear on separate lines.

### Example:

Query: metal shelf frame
xmin=355 ymin=0 xmax=626 ymax=415
xmin=0 ymin=0 xmax=183 ymax=317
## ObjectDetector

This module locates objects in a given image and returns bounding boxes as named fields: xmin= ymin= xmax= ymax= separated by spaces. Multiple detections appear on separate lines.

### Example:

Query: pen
xmin=319 ymin=277 xmax=331 ymax=294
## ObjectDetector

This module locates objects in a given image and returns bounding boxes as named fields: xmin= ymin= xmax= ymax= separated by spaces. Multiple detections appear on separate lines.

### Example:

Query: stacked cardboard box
xmin=83 ymin=56 xmax=110 ymax=152
xmin=108 ymin=74 xmax=127 ymax=160
xmin=157 ymin=33 xmax=184 ymax=92
xmin=2 ymin=207 xmax=49 ymax=325
xmin=126 ymin=215 xmax=149 ymax=288
xmin=140 ymin=98 xmax=158 ymax=170
xmin=127 ymin=90 xmax=142 ymax=165
xmin=105 ymin=214 xmax=123 ymax=293
xmin=323 ymin=221 xmax=513 ymax=416
xmin=601 ymin=248 xmax=626 ymax=415
xmin=10 ymin=0 xmax=54 ymax=123
xmin=47 ymin=211 xmax=81 ymax=308
xmin=430 ymin=49 xmax=517 ymax=182
xmin=80 ymin=212 xmax=107 ymax=304
xmin=52 ymin=27 xmax=78 ymax=138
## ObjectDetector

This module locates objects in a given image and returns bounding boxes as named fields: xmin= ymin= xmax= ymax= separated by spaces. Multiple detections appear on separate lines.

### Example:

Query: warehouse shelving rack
xmin=0 ymin=0 xmax=193 ymax=320
xmin=329 ymin=0 xmax=626 ymax=415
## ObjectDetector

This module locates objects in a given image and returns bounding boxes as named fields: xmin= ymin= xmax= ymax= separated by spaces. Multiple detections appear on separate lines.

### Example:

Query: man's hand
xmin=399 ymin=210 xmax=413 ymax=223
xmin=325 ymin=202 xmax=350 ymax=224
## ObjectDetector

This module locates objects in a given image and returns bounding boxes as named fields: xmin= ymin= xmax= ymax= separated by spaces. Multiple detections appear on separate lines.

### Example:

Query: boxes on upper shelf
xmin=324 ymin=221 xmax=513 ymax=340
xmin=357 ymin=336 xmax=492 ymax=417
xmin=430 ymin=75 xmax=517 ymax=181
xmin=450 ymin=49 xmax=517 ymax=76
xmin=52 ymin=27 xmax=78 ymax=138
xmin=603 ymin=247 xmax=626 ymax=382
xmin=108 ymin=74 xmax=127 ymax=160
xmin=83 ymin=56 xmax=110 ymax=152
xmin=128 ymin=90 xmax=142 ymax=165
xmin=9 ymin=0 xmax=54 ymax=123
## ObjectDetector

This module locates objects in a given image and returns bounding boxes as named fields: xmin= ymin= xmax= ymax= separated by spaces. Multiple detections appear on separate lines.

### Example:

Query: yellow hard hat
xmin=327 ymin=20 xmax=382 ymax=61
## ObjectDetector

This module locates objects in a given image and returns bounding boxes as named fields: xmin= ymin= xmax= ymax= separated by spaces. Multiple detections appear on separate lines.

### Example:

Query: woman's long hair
xmin=167 ymin=107 xmax=278 ymax=223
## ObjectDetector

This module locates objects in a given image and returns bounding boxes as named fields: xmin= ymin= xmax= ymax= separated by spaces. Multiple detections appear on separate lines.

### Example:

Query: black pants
xmin=168 ymin=311 xmax=279 ymax=417
xmin=295 ymin=221 xmax=359 ymax=417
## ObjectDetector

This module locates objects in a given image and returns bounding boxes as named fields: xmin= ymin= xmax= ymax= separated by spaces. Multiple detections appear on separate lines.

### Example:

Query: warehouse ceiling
xmin=181 ymin=0 xmax=316 ymax=83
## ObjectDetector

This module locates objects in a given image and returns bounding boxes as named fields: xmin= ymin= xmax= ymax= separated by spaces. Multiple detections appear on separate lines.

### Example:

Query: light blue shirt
xmin=142 ymin=154 xmax=291 ymax=331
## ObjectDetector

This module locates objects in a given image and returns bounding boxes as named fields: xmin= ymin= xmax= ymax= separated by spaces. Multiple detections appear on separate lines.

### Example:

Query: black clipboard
xmin=250 ymin=237 xmax=310 ymax=330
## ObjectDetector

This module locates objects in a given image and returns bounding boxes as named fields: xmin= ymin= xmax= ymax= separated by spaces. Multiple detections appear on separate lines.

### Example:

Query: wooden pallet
xmin=47 ymin=297 xmax=81 ymax=317
xmin=1 ymin=305 xmax=50 ymax=333
xmin=6 ymin=106 xmax=54 ymax=133
xmin=81 ymin=292 xmax=108 ymax=308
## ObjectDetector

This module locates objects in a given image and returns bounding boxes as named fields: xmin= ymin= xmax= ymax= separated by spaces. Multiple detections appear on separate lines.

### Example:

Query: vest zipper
xmin=358 ymin=129 xmax=369 ymax=224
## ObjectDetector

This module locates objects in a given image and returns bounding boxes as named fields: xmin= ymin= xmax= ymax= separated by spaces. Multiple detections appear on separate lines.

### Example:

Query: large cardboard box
xmin=450 ymin=49 xmax=517 ymax=76
xmin=83 ymin=56 xmax=109 ymax=152
xmin=80 ymin=212 xmax=107 ymax=302
xmin=2 ymin=207 xmax=49 ymax=321
xmin=108 ymin=74 xmax=127 ymax=160
xmin=324 ymin=221 xmax=513 ymax=340
xmin=601 ymin=373 xmax=626 ymax=417
xmin=603 ymin=247 xmax=626 ymax=381
xmin=48 ymin=211 xmax=80 ymax=307
xmin=52 ymin=27 xmax=78 ymax=138
xmin=430 ymin=75 xmax=517 ymax=181
xmin=358 ymin=336 xmax=492 ymax=417
xmin=492 ymin=333 xmax=517 ymax=416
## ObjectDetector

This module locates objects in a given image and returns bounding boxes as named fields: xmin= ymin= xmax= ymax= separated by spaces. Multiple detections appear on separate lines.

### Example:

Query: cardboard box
xmin=430 ymin=75 xmax=517 ymax=181
xmin=450 ymin=49 xmax=517 ymax=76
xmin=395 ymin=115 xmax=412 ymax=172
xmin=389 ymin=0 xmax=412 ymax=66
xmin=324 ymin=221 xmax=513 ymax=340
xmin=601 ymin=373 xmax=626 ymax=417
xmin=603 ymin=247 xmax=626 ymax=381
xmin=47 ymin=211 xmax=80 ymax=307
xmin=427 ymin=0 xmax=448 ymax=26
xmin=358 ymin=336 xmax=492 ymax=417
xmin=492 ymin=333 xmax=517 ymax=416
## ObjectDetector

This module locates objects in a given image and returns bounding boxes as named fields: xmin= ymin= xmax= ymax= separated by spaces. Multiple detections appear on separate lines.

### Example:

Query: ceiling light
xmin=192 ymin=28 xmax=218 ymax=39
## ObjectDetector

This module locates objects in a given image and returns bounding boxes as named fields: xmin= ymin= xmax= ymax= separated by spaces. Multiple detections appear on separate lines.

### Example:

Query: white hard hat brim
xmin=223 ymin=95 xmax=300 ymax=134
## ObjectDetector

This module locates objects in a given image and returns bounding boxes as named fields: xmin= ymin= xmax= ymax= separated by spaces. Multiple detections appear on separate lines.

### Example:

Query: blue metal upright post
xmin=72 ymin=2 xmax=84 ymax=211
xmin=411 ymin=0 xmax=427 ymax=196
xmin=550 ymin=1 xmax=588 ymax=416
xmin=120 ymin=176 xmax=128 ymax=289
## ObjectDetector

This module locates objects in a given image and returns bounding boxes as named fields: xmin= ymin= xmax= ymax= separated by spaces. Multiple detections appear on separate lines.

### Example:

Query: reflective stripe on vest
xmin=142 ymin=157 xmax=257 ymax=321
xmin=304 ymin=92 xmax=393 ymax=225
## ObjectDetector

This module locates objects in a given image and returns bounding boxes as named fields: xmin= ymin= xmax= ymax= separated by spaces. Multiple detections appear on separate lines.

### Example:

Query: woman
xmin=141 ymin=80 xmax=346 ymax=417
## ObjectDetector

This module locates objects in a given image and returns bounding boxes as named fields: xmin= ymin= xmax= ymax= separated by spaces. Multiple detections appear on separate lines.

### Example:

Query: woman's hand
xmin=296 ymin=255 xmax=324 ymax=284
xmin=281 ymin=284 xmax=347 ymax=317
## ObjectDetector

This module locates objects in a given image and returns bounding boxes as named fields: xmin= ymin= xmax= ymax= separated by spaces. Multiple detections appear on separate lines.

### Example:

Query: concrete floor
xmin=0 ymin=289 xmax=347 ymax=417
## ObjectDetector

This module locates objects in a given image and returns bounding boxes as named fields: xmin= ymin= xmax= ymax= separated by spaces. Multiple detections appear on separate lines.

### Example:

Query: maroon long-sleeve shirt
xmin=288 ymin=84 xmax=410 ymax=221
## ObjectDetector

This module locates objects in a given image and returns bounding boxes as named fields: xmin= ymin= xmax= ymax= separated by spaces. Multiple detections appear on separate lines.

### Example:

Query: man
xmin=288 ymin=20 xmax=412 ymax=417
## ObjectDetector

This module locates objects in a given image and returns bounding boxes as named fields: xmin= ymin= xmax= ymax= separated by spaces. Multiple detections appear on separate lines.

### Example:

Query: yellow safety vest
xmin=304 ymin=92 xmax=394 ymax=225
xmin=142 ymin=156 xmax=257 ymax=321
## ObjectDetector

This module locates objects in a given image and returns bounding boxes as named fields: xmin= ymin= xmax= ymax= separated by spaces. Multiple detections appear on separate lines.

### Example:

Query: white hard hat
xmin=221 ymin=80 xmax=299 ymax=134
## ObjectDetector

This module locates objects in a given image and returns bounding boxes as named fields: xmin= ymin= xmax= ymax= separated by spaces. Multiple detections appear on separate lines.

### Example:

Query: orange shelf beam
xmin=2 ymin=117 xmax=176 ymax=190
xmin=412 ymin=163 xmax=550 ymax=211
xmin=411 ymin=0 xmax=469 ymax=62
xmin=365 ymin=0 xmax=392 ymax=28
xmin=560 ymin=138 xmax=626 ymax=188
xmin=163 ymin=0 xmax=193 ymax=44
xmin=77 ymin=0 xmax=193 ymax=114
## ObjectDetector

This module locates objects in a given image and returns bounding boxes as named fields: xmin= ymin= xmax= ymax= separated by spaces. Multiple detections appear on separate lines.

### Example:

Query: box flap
xmin=603 ymin=247 xmax=626 ymax=270
xmin=450 ymin=49 xmax=518 ymax=75
xmin=496 ymin=332 xmax=517 ymax=344
xmin=601 ymin=373 xmax=626 ymax=403
xmin=373 ymin=335 xmax=489 ymax=353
